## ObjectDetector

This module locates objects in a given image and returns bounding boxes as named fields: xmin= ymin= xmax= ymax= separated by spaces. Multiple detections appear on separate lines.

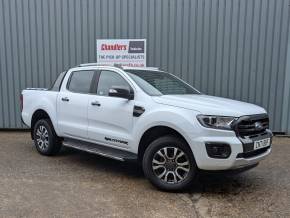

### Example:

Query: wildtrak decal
xmin=104 ymin=137 xmax=128 ymax=145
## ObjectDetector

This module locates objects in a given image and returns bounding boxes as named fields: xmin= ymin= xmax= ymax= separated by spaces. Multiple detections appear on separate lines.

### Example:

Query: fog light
xmin=205 ymin=143 xmax=231 ymax=159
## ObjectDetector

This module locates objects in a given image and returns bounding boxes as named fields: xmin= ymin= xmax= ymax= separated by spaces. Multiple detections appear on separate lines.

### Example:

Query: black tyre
xmin=33 ymin=119 xmax=62 ymax=156
xmin=142 ymin=135 xmax=197 ymax=191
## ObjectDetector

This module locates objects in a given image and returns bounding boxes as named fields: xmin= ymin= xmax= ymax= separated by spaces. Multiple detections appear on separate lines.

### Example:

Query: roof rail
xmin=113 ymin=63 xmax=123 ymax=69
xmin=78 ymin=62 xmax=117 ymax=67
xmin=78 ymin=63 xmax=124 ymax=69
xmin=122 ymin=66 xmax=160 ymax=71
xmin=78 ymin=63 xmax=159 ymax=71
xmin=143 ymin=67 xmax=160 ymax=70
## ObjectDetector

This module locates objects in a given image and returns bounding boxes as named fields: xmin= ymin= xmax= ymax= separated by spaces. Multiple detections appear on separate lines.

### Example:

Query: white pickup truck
xmin=21 ymin=64 xmax=272 ymax=191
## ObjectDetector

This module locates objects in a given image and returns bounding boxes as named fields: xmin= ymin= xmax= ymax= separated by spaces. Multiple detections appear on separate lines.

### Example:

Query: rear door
xmin=57 ymin=70 xmax=96 ymax=139
xmin=87 ymin=70 xmax=135 ymax=148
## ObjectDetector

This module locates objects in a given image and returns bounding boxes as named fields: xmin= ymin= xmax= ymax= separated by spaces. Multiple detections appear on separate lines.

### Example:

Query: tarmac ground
xmin=0 ymin=132 xmax=289 ymax=217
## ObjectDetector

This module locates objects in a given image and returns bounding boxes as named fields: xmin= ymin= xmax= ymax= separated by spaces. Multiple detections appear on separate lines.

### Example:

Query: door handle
xmin=61 ymin=97 xmax=69 ymax=102
xmin=91 ymin=101 xmax=101 ymax=106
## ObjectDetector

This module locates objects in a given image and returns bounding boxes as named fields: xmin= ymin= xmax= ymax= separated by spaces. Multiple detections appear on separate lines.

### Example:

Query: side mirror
xmin=108 ymin=86 xmax=134 ymax=100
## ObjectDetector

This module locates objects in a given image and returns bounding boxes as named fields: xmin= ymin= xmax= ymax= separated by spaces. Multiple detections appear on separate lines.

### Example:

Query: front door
xmin=87 ymin=70 xmax=134 ymax=148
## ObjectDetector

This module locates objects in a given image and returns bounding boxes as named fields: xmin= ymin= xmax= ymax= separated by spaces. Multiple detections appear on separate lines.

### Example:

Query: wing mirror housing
xmin=108 ymin=86 xmax=134 ymax=100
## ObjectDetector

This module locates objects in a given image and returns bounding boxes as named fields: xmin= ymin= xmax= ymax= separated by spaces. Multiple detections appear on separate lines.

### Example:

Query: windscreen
xmin=125 ymin=70 xmax=200 ymax=96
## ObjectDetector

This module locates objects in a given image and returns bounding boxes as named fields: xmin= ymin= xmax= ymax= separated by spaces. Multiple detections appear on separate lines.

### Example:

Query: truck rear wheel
xmin=142 ymin=135 xmax=197 ymax=191
xmin=33 ymin=119 xmax=62 ymax=156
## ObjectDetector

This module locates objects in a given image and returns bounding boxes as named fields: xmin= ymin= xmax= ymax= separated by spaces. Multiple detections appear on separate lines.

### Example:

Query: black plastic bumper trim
xmin=237 ymin=146 xmax=270 ymax=158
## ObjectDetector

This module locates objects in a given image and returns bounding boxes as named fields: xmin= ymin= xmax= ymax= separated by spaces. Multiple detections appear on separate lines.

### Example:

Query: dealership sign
xmin=96 ymin=39 xmax=146 ymax=67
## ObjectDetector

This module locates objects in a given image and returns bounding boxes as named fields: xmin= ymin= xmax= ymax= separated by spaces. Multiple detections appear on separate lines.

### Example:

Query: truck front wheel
xmin=33 ymin=119 xmax=62 ymax=156
xmin=142 ymin=135 xmax=197 ymax=191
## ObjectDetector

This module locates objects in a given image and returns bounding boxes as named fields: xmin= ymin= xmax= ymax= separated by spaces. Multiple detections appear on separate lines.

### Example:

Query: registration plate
xmin=254 ymin=138 xmax=271 ymax=150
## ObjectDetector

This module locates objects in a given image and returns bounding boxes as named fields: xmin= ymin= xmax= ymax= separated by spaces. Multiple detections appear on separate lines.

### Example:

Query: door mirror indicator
xmin=108 ymin=86 xmax=134 ymax=100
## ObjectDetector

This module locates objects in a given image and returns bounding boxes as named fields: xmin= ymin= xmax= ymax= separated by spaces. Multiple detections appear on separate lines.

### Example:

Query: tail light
xmin=20 ymin=94 xmax=23 ymax=112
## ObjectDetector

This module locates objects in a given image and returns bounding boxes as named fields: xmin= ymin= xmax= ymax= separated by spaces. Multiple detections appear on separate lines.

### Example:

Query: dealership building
xmin=0 ymin=0 xmax=289 ymax=134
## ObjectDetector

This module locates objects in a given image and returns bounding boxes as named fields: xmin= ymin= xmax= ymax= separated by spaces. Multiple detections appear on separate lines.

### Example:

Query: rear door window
xmin=67 ymin=71 xmax=95 ymax=93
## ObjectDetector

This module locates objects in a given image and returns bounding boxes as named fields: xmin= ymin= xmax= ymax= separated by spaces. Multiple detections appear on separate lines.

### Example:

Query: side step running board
xmin=63 ymin=138 xmax=137 ymax=161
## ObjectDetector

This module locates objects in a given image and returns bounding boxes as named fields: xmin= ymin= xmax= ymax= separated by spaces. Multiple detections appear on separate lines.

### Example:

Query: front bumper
xmin=231 ymin=146 xmax=271 ymax=169
xmin=199 ymin=163 xmax=259 ymax=175
xmin=188 ymin=129 xmax=272 ymax=171
xmin=231 ymin=130 xmax=272 ymax=169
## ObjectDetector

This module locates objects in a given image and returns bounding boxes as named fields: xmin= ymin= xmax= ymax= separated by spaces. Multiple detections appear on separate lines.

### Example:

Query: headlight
xmin=197 ymin=115 xmax=237 ymax=130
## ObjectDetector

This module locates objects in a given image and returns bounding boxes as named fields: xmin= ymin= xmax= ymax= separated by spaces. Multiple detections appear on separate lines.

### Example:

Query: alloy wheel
xmin=35 ymin=125 xmax=49 ymax=151
xmin=152 ymin=147 xmax=190 ymax=184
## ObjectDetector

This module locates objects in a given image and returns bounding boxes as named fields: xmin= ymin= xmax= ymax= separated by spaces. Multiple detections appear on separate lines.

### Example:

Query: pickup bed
xmin=21 ymin=64 xmax=272 ymax=191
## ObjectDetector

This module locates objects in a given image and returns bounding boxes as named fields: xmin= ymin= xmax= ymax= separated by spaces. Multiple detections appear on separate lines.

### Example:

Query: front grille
xmin=234 ymin=114 xmax=269 ymax=137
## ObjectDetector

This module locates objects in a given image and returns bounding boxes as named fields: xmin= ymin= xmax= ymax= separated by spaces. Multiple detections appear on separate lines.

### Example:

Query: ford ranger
xmin=21 ymin=63 xmax=272 ymax=191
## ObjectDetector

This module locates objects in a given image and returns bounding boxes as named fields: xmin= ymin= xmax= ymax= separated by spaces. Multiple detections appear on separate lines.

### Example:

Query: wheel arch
xmin=30 ymin=109 xmax=54 ymax=139
xmin=137 ymin=125 xmax=194 ymax=162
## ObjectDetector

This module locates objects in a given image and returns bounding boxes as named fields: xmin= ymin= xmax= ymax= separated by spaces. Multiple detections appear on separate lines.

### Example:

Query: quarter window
xmin=68 ymin=71 xmax=95 ymax=93
xmin=50 ymin=71 xmax=66 ymax=91
xmin=97 ymin=71 xmax=130 ymax=96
